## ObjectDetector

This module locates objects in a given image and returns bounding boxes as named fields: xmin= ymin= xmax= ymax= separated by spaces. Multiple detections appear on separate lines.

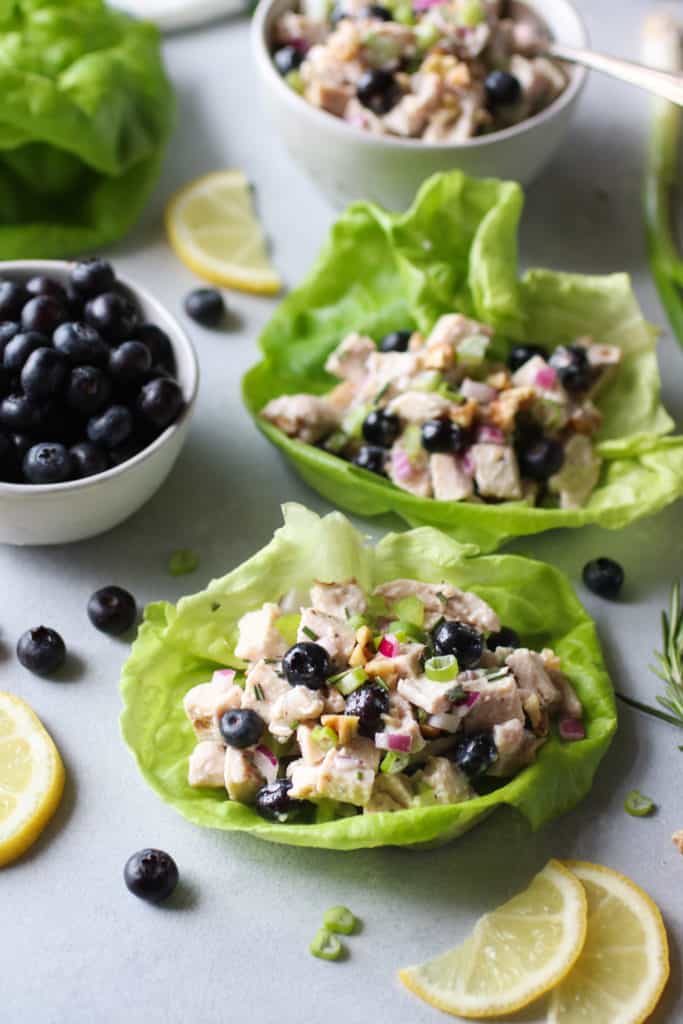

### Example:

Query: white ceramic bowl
xmin=252 ymin=0 xmax=588 ymax=209
xmin=0 ymin=261 xmax=199 ymax=546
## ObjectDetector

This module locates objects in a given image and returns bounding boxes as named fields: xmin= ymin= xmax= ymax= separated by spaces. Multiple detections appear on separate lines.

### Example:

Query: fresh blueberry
xmin=69 ymin=441 xmax=109 ymax=480
xmin=124 ymin=849 xmax=178 ymax=904
xmin=87 ymin=585 xmax=138 ymax=634
xmin=66 ymin=365 xmax=112 ymax=416
xmin=183 ymin=288 xmax=225 ymax=327
xmin=0 ymin=393 xmax=40 ymax=432
xmin=432 ymin=620 xmax=484 ymax=669
xmin=0 ymin=321 xmax=20 ymax=357
xmin=70 ymin=258 xmax=116 ymax=298
xmin=362 ymin=409 xmax=400 ymax=448
xmin=20 ymin=348 xmax=68 ymax=400
xmin=356 ymin=69 xmax=401 ymax=115
xmin=379 ymin=330 xmax=412 ymax=353
xmin=21 ymin=295 xmax=67 ymax=335
xmin=10 ymin=432 xmax=32 ymax=461
xmin=344 ymin=683 xmax=390 ymax=738
xmin=353 ymin=444 xmax=386 ymax=475
xmin=0 ymin=431 xmax=17 ymax=480
xmin=219 ymin=708 xmax=265 ymax=749
xmin=273 ymin=45 xmax=303 ymax=75
xmin=25 ymin=276 xmax=67 ymax=303
xmin=137 ymin=378 xmax=184 ymax=430
xmin=84 ymin=291 xmax=138 ymax=341
xmin=87 ymin=404 xmax=134 ymax=449
xmin=3 ymin=331 xmax=48 ymax=372
xmin=109 ymin=341 xmax=152 ymax=385
xmin=361 ymin=3 xmax=393 ymax=18
xmin=485 ymin=70 xmax=521 ymax=107
xmin=283 ymin=642 xmax=331 ymax=689
xmin=23 ymin=443 xmax=73 ymax=484
xmin=421 ymin=418 xmax=469 ymax=454
xmin=454 ymin=731 xmax=498 ymax=778
xmin=507 ymin=343 xmax=547 ymax=372
xmin=53 ymin=322 xmax=109 ymax=367
xmin=108 ymin=434 xmax=147 ymax=467
xmin=255 ymin=779 xmax=310 ymax=823
xmin=16 ymin=626 xmax=66 ymax=676
xmin=518 ymin=437 xmax=564 ymax=481
xmin=0 ymin=364 xmax=12 ymax=399
xmin=0 ymin=281 xmax=27 ymax=321
xmin=582 ymin=558 xmax=624 ymax=600
xmin=134 ymin=324 xmax=175 ymax=372
xmin=487 ymin=625 xmax=520 ymax=650
xmin=549 ymin=345 xmax=591 ymax=393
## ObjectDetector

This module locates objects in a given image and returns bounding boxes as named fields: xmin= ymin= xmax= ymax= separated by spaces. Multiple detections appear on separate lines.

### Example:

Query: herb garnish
xmin=373 ymin=381 xmax=391 ymax=404
xmin=253 ymin=683 xmax=265 ymax=703
xmin=302 ymin=625 xmax=319 ymax=641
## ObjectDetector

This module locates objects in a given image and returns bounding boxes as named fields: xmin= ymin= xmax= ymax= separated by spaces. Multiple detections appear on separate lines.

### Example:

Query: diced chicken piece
xmin=414 ymin=756 xmax=473 ymax=804
xmin=374 ymin=578 xmax=499 ymax=632
xmin=323 ymin=687 xmax=346 ymax=714
xmin=344 ymin=97 xmax=387 ymax=134
xmin=325 ymin=332 xmax=376 ymax=383
xmin=382 ymin=691 xmax=426 ymax=753
xmin=388 ymin=445 xmax=433 ymax=498
xmin=426 ymin=314 xmax=493 ymax=352
xmin=183 ymin=674 xmax=243 ymax=742
xmin=487 ymin=386 xmax=535 ymax=432
xmin=386 ymin=390 xmax=451 ymax=423
xmin=511 ymin=354 xmax=550 ymax=389
xmin=365 ymin=642 xmax=425 ymax=685
xmin=488 ymin=719 xmax=541 ymax=777
xmin=261 ymin=394 xmax=338 ymax=444
xmin=310 ymin=578 xmax=367 ymax=619
xmin=298 ymin=607 xmax=356 ymax=665
xmin=423 ymin=108 xmax=460 ymax=144
xmin=275 ymin=11 xmax=327 ymax=47
xmin=307 ymin=79 xmax=355 ymax=116
xmin=366 ymin=772 xmax=414 ymax=813
xmin=317 ymin=736 xmax=381 ymax=806
xmin=224 ymin=748 xmax=265 ymax=803
xmin=542 ymin=658 xmax=583 ymax=720
xmin=188 ymin=741 xmax=226 ymax=788
xmin=382 ymin=72 xmax=441 ymax=137
xmin=397 ymin=675 xmax=453 ymax=715
xmin=510 ymin=54 xmax=566 ymax=113
xmin=297 ymin=724 xmax=328 ymax=766
xmin=470 ymin=443 xmax=523 ymax=500
xmin=430 ymin=453 xmax=474 ymax=502
xmin=234 ymin=602 xmax=287 ymax=663
xmin=270 ymin=685 xmax=326 ymax=740
xmin=242 ymin=660 xmax=290 ymax=726
xmin=587 ymin=343 xmax=622 ymax=370
xmin=449 ymin=92 xmax=487 ymax=142
xmin=358 ymin=350 xmax=422 ymax=402
xmin=327 ymin=18 xmax=361 ymax=61
xmin=507 ymin=648 xmax=562 ymax=709
xmin=288 ymin=760 xmax=321 ymax=800
xmin=464 ymin=674 xmax=524 ymax=733
xmin=506 ymin=4 xmax=550 ymax=55
xmin=549 ymin=434 xmax=601 ymax=510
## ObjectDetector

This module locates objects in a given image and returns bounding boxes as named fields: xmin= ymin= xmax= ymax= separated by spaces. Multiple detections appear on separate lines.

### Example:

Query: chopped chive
xmin=290 ymin=720 xmax=299 ymax=731
xmin=436 ymin=591 xmax=448 ymax=606
xmin=310 ymin=928 xmax=344 ymax=961
xmin=210 ymin=602 xmax=221 ymax=612
xmin=253 ymin=683 xmax=265 ymax=703
xmin=446 ymin=683 xmax=466 ymax=703
xmin=168 ymin=549 xmax=199 ymax=576
xmin=624 ymin=789 xmax=656 ymax=817
xmin=356 ymin=770 xmax=363 ymax=780
xmin=302 ymin=625 xmax=318 ymax=641
xmin=374 ymin=381 xmax=391 ymax=403
xmin=323 ymin=906 xmax=358 ymax=935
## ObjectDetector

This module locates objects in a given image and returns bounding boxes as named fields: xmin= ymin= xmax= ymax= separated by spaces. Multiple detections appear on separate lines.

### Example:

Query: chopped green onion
xmin=332 ymin=666 xmax=368 ymax=695
xmin=458 ymin=0 xmax=484 ymax=26
xmin=285 ymin=68 xmax=305 ymax=94
xmin=347 ymin=613 xmax=370 ymax=630
xmin=302 ymin=625 xmax=318 ymax=641
xmin=380 ymin=751 xmax=411 ymax=775
xmin=311 ymin=725 xmax=339 ymax=751
xmin=415 ymin=19 xmax=441 ymax=51
xmin=341 ymin=403 xmax=371 ymax=439
xmin=323 ymin=430 xmax=349 ymax=454
xmin=387 ymin=619 xmax=426 ymax=643
xmin=168 ymin=549 xmax=199 ymax=576
xmin=310 ymin=928 xmax=344 ymax=961
xmin=411 ymin=782 xmax=437 ymax=807
xmin=276 ymin=613 xmax=301 ymax=645
xmin=391 ymin=0 xmax=415 ymax=25
xmin=413 ymin=370 xmax=442 ymax=392
xmin=392 ymin=595 xmax=425 ymax=627
xmin=425 ymin=654 xmax=459 ymax=682
xmin=624 ymin=789 xmax=656 ymax=817
xmin=323 ymin=905 xmax=358 ymax=935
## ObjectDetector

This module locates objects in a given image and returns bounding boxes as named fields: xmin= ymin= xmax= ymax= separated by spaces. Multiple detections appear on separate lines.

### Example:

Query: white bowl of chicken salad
xmin=252 ymin=0 xmax=588 ymax=209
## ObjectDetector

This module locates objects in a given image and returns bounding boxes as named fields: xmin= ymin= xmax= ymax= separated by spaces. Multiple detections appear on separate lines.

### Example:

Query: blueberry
xmin=69 ymin=441 xmax=109 ymax=479
xmin=21 ymin=295 xmax=67 ymax=335
xmin=109 ymin=341 xmax=152 ymax=385
xmin=356 ymin=69 xmax=401 ymax=115
xmin=87 ymin=404 xmax=133 ymax=449
xmin=23 ymin=443 xmax=73 ymax=485
xmin=454 ymin=731 xmax=498 ymax=778
xmin=219 ymin=708 xmax=265 ymax=749
xmin=273 ymin=45 xmax=303 ymax=75
xmin=362 ymin=3 xmax=393 ymax=18
xmin=16 ymin=626 xmax=66 ymax=676
xmin=137 ymin=378 xmax=184 ymax=430
xmin=87 ymin=585 xmax=138 ymax=634
xmin=255 ymin=779 xmax=310 ymax=823
xmin=108 ymin=434 xmax=147 ymax=467
xmin=353 ymin=444 xmax=386 ymax=475
xmin=432 ymin=620 xmax=484 ymax=669
xmin=65 ymin=365 xmax=112 ymax=416
xmin=582 ymin=558 xmax=624 ymax=600
xmin=184 ymin=287 xmax=225 ymax=327
xmin=20 ymin=348 xmax=68 ymax=400
xmin=0 ymin=281 xmax=27 ymax=320
xmin=0 ymin=393 xmax=40 ymax=432
xmin=3 ymin=331 xmax=48 ymax=372
xmin=0 ymin=364 xmax=12 ymax=400
xmin=344 ymin=683 xmax=389 ymax=738
xmin=134 ymin=324 xmax=175 ymax=372
xmin=53 ymin=322 xmax=109 ymax=367
xmin=11 ymin=432 xmax=32 ymax=461
xmin=487 ymin=625 xmax=520 ymax=650
xmin=362 ymin=409 xmax=400 ymax=447
xmin=124 ymin=849 xmax=178 ymax=904
xmin=421 ymin=418 xmax=469 ymax=454
xmin=0 ymin=431 xmax=18 ymax=480
xmin=507 ymin=343 xmax=547 ymax=372
xmin=25 ymin=276 xmax=67 ymax=303
xmin=513 ymin=410 xmax=544 ymax=449
xmin=85 ymin=291 xmax=138 ymax=341
xmin=549 ymin=345 xmax=591 ymax=394
xmin=0 ymin=321 xmax=20 ymax=357
xmin=330 ymin=3 xmax=348 ymax=25
xmin=518 ymin=437 xmax=564 ymax=481
xmin=379 ymin=330 xmax=412 ymax=353
xmin=283 ymin=642 xmax=331 ymax=689
xmin=71 ymin=258 xmax=116 ymax=298
xmin=485 ymin=70 xmax=521 ymax=107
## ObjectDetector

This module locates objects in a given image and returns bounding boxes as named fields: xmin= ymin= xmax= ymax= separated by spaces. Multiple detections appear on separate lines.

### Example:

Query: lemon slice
xmin=399 ymin=859 xmax=587 ymax=1019
xmin=547 ymin=861 xmax=669 ymax=1024
xmin=0 ymin=693 xmax=65 ymax=868
xmin=165 ymin=170 xmax=282 ymax=294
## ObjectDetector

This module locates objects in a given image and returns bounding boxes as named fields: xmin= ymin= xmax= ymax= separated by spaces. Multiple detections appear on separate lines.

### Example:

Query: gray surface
xmin=3 ymin=3 xmax=683 ymax=1022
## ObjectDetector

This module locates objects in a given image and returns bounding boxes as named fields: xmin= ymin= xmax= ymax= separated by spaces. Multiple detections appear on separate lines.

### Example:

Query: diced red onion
xmin=461 ymin=450 xmax=475 ymax=476
xmin=212 ymin=669 xmax=236 ymax=685
xmin=413 ymin=0 xmax=447 ymax=10
xmin=379 ymin=634 xmax=400 ymax=658
xmin=254 ymin=745 xmax=279 ymax=783
xmin=476 ymin=426 xmax=505 ymax=445
xmin=374 ymin=732 xmax=412 ymax=753
xmin=461 ymin=378 xmax=497 ymax=404
xmin=392 ymin=447 xmax=414 ymax=482
xmin=465 ymin=691 xmax=480 ymax=708
xmin=534 ymin=365 xmax=558 ymax=389
xmin=559 ymin=717 xmax=585 ymax=741
xmin=289 ymin=37 xmax=310 ymax=54
xmin=428 ymin=712 xmax=464 ymax=733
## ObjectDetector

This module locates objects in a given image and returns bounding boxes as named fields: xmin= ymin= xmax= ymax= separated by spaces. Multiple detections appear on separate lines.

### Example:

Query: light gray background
xmin=3 ymin=2 xmax=683 ymax=1022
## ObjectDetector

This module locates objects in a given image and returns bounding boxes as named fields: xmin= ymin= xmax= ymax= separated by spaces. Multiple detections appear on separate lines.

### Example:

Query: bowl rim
xmin=252 ymin=0 xmax=589 ymax=152
xmin=0 ymin=259 xmax=200 ymax=499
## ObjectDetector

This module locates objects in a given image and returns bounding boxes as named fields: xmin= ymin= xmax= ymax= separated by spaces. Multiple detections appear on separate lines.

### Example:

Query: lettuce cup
xmin=120 ymin=505 xmax=616 ymax=851
xmin=243 ymin=171 xmax=683 ymax=553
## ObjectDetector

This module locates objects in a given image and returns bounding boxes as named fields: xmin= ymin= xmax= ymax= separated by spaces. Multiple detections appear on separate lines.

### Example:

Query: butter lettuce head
xmin=120 ymin=505 xmax=617 ymax=851
xmin=243 ymin=171 xmax=683 ymax=553
xmin=0 ymin=0 xmax=174 ymax=257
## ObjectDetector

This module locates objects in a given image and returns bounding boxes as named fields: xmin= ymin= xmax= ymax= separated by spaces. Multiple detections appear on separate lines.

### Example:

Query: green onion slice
xmin=311 ymin=725 xmax=339 ymax=751
xmin=387 ymin=619 xmax=426 ymax=643
xmin=310 ymin=928 xmax=344 ymax=961
xmin=168 ymin=549 xmax=199 ymax=576
xmin=425 ymin=654 xmax=459 ymax=682
xmin=331 ymin=666 xmax=368 ymax=696
xmin=392 ymin=595 xmax=425 ymax=627
xmin=380 ymin=751 xmax=411 ymax=775
xmin=322 ymin=906 xmax=358 ymax=935
xmin=624 ymin=789 xmax=656 ymax=817
xmin=347 ymin=613 xmax=370 ymax=630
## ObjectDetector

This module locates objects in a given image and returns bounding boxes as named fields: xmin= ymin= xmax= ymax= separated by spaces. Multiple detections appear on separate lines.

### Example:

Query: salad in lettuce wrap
xmin=243 ymin=172 xmax=683 ymax=553
xmin=120 ymin=505 xmax=616 ymax=850
xmin=0 ymin=0 xmax=174 ymax=258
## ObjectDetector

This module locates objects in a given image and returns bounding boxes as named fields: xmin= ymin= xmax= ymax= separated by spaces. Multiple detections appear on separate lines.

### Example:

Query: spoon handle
xmin=547 ymin=42 xmax=683 ymax=106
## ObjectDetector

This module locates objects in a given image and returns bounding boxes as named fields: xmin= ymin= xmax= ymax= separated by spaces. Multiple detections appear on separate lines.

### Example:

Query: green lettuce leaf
xmin=120 ymin=505 xmax=617 ymax=851
xmin=243 ymin=171 xmax=683 ymax=553
xmin=0 ymin=0 xmax=174 ymax=257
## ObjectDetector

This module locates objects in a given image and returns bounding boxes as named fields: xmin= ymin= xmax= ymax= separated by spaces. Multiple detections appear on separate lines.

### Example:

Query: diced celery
xmin=392 ymin=1 xmax=415 ymax=25
xmin=362 ymin=31 xmax=401 ymax=64
xmin=393 ymin=595 xmax=425 ymax=627
xmin=458 ymin=0 xmax=484 ymax=27
xmin=415 ymin=19 xmax=442 ymax=52
xmin=342 ymin=403 xmax=371 ymax=439
xmin=380 ymin=751 xmax=411 ymax=775
xmin=412 ymin=783 xmax=438 ymax=807
xmin=347 ymin=613 xmax=370 ymax=630
xmin=413 ymin=370 xmax=443 ymax=392
xmin=285 ymin=69 xmax=305 ymax=95
xmin=324 ymin=430 xmax=349 ymax=454
xmin=387 ymin=619 xmax=426 ymax=643
xmin=332 ymin=666 xmax=368 ymax=695
xmin=458 ymin=333 xmax=490 ymax=361
xmin=402 ymin=423 xmax=423 ymax=460
xmin=276 ymin=613 xmax=301 ymax=645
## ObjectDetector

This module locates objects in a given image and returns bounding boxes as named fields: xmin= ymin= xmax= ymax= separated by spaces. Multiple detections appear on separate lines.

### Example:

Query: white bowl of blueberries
xmin=0 ymin=258 xmax=199 ymax=546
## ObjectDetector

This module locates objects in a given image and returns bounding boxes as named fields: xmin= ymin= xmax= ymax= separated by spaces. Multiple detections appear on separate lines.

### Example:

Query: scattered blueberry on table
xmin=583 ymin=558 xmax=625 ymax=600
xmin=16 ymin=626 xmax=66 ymax=676
xmin=124 ymin=849 xmax=179 ymax=904
xmin=183 ymin=287 xmax=225 ymax=327
xmin=87 ymin=586 xmax=138 ymax=636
